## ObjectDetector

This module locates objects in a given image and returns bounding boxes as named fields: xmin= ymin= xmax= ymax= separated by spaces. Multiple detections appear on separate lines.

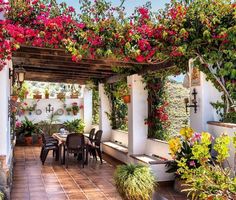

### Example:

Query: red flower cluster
xmin=155 ymin=102 xmax=169 ymax=122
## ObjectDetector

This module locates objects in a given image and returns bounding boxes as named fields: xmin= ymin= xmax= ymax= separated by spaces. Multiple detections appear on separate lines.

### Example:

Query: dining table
xmin=52 ymin=132 xmax=90 ymax=165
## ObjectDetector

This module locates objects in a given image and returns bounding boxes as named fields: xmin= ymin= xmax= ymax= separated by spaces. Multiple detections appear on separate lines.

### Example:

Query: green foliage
xmin=17 ymin=117 xmax=38 ymax=137
xmin=63 ymin=119 xmax=85 ymax=133
xmin=104 ymin=80 xmax=128 ymax=131
xmin=114 ymin=164 xmax=156 ymax=200
xmin=143 ymin=74 xmax=170 ymax=140
xmin=177 ymin=133 xmax=236 ymax=199
xmin=0 ymin=191 xmax=4 ymax=200
xmin=92 ymin=85 xmax=99 ymax=124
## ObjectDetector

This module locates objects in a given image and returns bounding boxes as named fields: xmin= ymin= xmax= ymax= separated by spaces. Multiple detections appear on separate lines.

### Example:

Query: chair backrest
xmin=88 ymin=128 xmax=96 ymax=140
xmin=66 ymin=133 xmax=84 ymax=149
xmin=41 ymin=132 xmax=47 ymax=144
xmin=94 ymin=130 xmax=103 ymax=146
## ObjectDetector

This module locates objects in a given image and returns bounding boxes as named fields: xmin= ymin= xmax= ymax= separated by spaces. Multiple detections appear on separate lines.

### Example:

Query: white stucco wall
xmin=111 ymin=129 xmax=128 ymax=147
xmin=17 ymin=98 xmax=83 ymax=123
xmin=83 ymin=88 xmax=93 ymax=132
xmin=0 ymin=62 xmax=11 ymax=164
xmin=190 ymin=73 xmax=222 ymax=132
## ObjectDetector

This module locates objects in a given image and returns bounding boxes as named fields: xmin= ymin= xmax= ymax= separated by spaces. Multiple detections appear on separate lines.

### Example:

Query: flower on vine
xmin=180 ymin=127 xmax=194 ymax=140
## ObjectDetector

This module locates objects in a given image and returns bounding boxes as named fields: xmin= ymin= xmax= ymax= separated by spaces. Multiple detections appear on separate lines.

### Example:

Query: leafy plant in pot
xmin=72 ymin=102 xmax=79 ymax=115
xmin=63 ymin=119 xmax=85 ymax=133
xmin=114 ymin=164 xmax=156 ymax=200
xmin=16 ymin=117 xmax=38 ymax=145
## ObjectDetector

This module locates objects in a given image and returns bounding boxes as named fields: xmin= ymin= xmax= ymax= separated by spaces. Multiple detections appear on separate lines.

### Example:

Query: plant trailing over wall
xmin=143 ymin=74 xmax=170 ymax=140
xmin=114 ymin=164 xmax=156 ymax=200
xmin=177 ymin=132 xmax=236 ymax=199
xmin=92 ymin=85 xmax=99 ymax=124
xmin=104 ymin=80 xmax=128 ymax=131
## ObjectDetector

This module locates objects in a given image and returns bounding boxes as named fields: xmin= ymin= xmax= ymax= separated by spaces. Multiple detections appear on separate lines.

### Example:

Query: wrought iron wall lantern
xmin=9 ymin=64 xmax=26 ymax=89
xmin=184 ymin=88 xmax=198 ymax=113
xmin=46 ymin=104 xmax=54 ymax=113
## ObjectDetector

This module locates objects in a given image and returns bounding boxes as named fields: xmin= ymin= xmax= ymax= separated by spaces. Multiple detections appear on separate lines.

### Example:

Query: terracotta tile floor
xmin=11 ymin=146 xmax=187 ymax=200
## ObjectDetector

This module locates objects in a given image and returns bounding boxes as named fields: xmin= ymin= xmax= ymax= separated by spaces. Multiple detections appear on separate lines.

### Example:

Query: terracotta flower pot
xmin=33 ymin=94 xmax=42 ymax=99
xmin=38 ymin=137 xmax=43 ymax=146
xmin=70 ymin=94 xmax=79 ymax=99
xmin=11 ymin=95 xmax=18 ymax=102
xmin=123 ymin=95 xmax=131 ymax=103
xmin=73 ymin=110 xmax=78 ymax=115
xmin=24 ymin=136 xmax=33 ymax=146
xmin=45 ymin=93 xmax=49 ymax=99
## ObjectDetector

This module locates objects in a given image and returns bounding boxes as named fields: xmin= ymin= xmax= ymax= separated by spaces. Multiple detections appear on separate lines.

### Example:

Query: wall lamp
xmin=10 ymin=65 xmax=26 ymax=88
xmin=184 ymin=88 xmax=198 ymax=113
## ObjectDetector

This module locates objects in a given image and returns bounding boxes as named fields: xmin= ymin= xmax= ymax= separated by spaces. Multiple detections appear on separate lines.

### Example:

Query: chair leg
xmin=40 ymin=146 xmax=44 ymax=161
xmin=66 ymin=150 xmax=69 ymax=168
xmin=96 ymin=147 xmax=103 ymax=164
xmin=42 ymin=149 xmax=49 ymax=165
xmin=55 ymin=149 xmax=59 ymax=161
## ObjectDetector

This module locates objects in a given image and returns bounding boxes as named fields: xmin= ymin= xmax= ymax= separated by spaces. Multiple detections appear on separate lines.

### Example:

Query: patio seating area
xmin=11 ymin=146 xmax=186 ymax=200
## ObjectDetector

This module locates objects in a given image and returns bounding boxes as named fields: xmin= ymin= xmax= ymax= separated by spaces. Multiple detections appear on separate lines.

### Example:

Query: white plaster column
xmin=99 ymin=83 xmax=112 ymax=141
xmin=190 ymin=72 xmax=222 ymax=132
xmin=83 ymin=87 xmax=93 ymax=132
xmin=0 ymin=61 xmax=11 ymax=163
xmin=127 ymin=74 xmax=148 ymax=155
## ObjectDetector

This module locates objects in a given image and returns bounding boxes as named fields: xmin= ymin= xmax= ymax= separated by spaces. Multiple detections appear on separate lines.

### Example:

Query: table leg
xmin=62 ymin=144 xmax=66 ymax=165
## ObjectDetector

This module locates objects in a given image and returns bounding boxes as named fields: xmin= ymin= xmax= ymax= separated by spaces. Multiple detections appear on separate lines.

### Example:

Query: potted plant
xmin=70 ymin=91 xmax=79 ymax=99
xmin=167 ymin=127 xmax=211 ymax=193
xmin=114 ymin=164 xmax=156 ymax=200
xmin=57 ymin=92 xmax=65 ymax=100
xmin=11 ymin=84 xmax=19 ymax=102
xmin=177 ymin=132 xmax=236 ymax=199
xmin=66 ymin=107 xmax=72 ymax=115
xmin=63 ymin=119 xmax=85 ymax=133
xmin=72 ymin=102 xmax=79 ymax=115
xmin=45 ymin=88 xmax=50 ymax=99
xmin=16 ymin=117 xmax=38 ymax=146
xmin=117 ymin=83 xmax=131 ymax=103
xmin=18 ymin=83 xmax=29 ymax=101
xmin=33 ymin=90 xmax=42 ymax=99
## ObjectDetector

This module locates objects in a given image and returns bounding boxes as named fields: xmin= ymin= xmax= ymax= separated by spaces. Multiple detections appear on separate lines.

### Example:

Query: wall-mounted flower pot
xmin=11 ymin=95 xmax=18 ymax=102
xmin=33 ymin=94 xmax=42 ymax=99
xmin=45 ymin=93 xmax=49 ymax=99
xmin=70 ymin=94 xmax=79 ymax=99
xmin=122 ymin=95 xmax=131 ymax=103
xmin=72 ymin=110 xmax=78 ymax=115
xmin=24 ymin=136 xmax=33 ymax=146
xmin=57 ymin=93 xmax=65 ymax=100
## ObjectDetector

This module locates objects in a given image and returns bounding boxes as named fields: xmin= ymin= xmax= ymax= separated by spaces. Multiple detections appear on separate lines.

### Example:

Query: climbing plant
xmin=104 ymin=80 xmax=128 ymax=131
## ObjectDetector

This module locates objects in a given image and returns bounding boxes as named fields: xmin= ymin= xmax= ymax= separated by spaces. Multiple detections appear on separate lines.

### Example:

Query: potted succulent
xmin=114 ymin=164 xmax=156 ymax=200
xmin=70 ymin=91 xmax=79 ymax=99
xmin=16 ymin=117 xmax=38 ymax=146
xmin=63 ymin=119 xmax=85 ymax=133
xmin=66 ymin=107 xmax=72 ymax=115
xmin=57 ymin=92 xmax=65 ymax=100
xmin=72 ymin=102 xmax=79 ymax=115
xmin=45 ymin=88 xmax=50 ymax=99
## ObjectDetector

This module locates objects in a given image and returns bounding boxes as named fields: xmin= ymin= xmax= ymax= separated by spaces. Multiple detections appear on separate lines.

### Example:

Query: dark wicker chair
xmin=88 ymin=128 xmax=96 ymax=142
xmin=65 ymin=133 xmax=85 ymax=168
xmin=88 ymin=130 xmax=103 ymax=164
xmin=40 ymin=133 xmax=59 ymax=165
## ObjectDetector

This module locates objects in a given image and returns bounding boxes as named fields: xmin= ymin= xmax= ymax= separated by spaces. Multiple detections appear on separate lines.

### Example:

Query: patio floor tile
xmin=11 ymin=146 xmax=187 ymax=200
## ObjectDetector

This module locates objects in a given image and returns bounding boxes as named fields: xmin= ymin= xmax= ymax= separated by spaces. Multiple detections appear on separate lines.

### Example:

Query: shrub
xmin=114 ymin=164 xmax=156 ymax=200
xmin=0 ymin=191 xmax=4 ymax=200
xmin=63 ymin=119 xmax=85 ymax=133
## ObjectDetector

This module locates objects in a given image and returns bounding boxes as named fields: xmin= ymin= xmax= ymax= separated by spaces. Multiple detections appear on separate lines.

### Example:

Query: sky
xmin=57 ymin=0 xmax=171 ymax=14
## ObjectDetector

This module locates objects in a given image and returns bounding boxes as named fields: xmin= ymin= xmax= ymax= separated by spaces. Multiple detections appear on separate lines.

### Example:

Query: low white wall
xmin=17 ymin=98 xmax=83 ymax=123
xmin=111 ymin=129 xmax=128 ymax=147
xmin=208 ymin=122 xmax=236 ymax=170
xmin=145 ymin=139 xmax=172 ymax=160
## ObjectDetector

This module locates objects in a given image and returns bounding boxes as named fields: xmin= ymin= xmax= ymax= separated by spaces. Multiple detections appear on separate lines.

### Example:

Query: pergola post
xmin=0 ymin=61 xmax=13 ymax=198
xmin=83 ymin=87 xmax=93 ymax=132
xmin=99 ymin=83 xmax=112 ymax=141
xmin=127 ymin=74 xmax=148 ymax=155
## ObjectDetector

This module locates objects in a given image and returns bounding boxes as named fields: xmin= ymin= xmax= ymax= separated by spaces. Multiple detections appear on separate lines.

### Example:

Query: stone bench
xmin=130 ymin=154 xmax=174 ymax=182
xmin=102 ymin=141 xmax=128 ymax=163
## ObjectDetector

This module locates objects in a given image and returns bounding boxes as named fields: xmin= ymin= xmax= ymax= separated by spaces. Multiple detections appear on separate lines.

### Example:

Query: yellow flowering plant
xmin=166 ymin=127 xmax=212 ymax=176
